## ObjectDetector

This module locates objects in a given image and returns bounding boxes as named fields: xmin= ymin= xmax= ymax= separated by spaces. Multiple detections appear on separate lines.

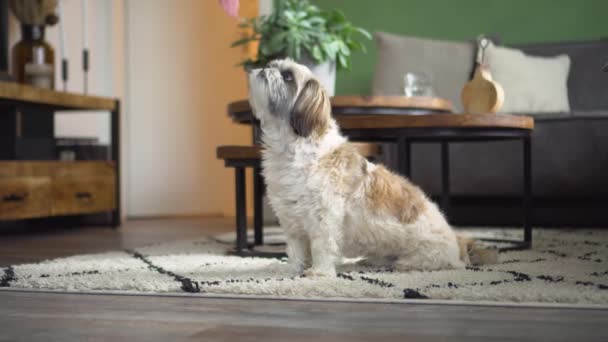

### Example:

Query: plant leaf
xmin=355 ymin=27 xmax=372 ymax=40
xmin=338 ymin=53 xmax=347 ymax=69
xmin=338 ymin=41 xmax=350 ymax=56
xmin=311 ymin=45 xmax=322 ymax=61
xmin=231 ymin=37 xmax=255 ymax=47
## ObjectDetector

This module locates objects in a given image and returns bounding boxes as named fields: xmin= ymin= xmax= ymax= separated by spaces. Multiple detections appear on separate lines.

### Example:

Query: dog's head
xmin=248 ymin=59 xmax=331 ymax=138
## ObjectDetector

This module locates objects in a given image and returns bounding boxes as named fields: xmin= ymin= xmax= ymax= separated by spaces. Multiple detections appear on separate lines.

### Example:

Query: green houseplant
xmin=231 ymin=0 xmax=371 ymax=95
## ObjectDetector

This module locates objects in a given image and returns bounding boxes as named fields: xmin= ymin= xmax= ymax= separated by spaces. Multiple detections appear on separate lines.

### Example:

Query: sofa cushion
xmin=485 ymin=42 xmax=571 ymax=114
xmin=372 ymin=32 xmax=475 ymax=112
xmin=514 ymin=39 xmax=608 ymax=111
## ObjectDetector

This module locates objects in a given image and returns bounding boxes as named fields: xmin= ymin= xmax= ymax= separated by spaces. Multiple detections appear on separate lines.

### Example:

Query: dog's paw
xmin=303 ymin=267 xmax=336 ymax=277
xmin=285 ymin=261 xmax=305 ymax=275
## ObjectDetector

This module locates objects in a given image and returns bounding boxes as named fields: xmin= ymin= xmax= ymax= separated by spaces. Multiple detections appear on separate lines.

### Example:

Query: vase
xmin=11 ymin=24 xmax=55 ymax=89
xmin=298 ymin=55 xmax=336 ymax=97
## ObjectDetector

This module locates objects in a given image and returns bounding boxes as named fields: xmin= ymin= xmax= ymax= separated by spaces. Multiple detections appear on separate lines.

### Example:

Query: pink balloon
xmin=219 ymin=0 xmax=239 ymax=18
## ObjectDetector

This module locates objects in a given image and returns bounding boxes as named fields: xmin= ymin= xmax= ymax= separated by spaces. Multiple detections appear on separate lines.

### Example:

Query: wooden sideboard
xmin=0 ymin=81 xmax=120 ymax=226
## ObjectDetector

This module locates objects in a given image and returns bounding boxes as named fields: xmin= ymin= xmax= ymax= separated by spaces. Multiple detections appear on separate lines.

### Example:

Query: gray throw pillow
xmin=372 ymin=32 xmax=476 ymax=112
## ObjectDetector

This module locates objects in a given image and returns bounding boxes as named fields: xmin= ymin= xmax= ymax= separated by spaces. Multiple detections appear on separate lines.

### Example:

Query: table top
xmin=337 ymin=113 xmax=534 ymax=130
xmin=0 ymin=81 xmax=117 ymax=111
xmin=320 ymin=95 xmax=453 ymax=112
xmin=228 ymin=95 xmax=533 ymax=131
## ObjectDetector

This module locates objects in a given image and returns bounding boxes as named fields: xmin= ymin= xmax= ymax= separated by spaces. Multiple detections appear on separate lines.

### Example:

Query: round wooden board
xmin=228 ymin=95 xmax=454 ymax=121
xmin=330 ymin=95 xmax=453 ymax=111
xmin=335 ymin=113 xmax=534 ymax=130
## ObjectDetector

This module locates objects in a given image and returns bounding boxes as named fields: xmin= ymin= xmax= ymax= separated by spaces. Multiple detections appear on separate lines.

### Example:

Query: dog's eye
xmin=281 ymin=70 xmax=294 ymax=82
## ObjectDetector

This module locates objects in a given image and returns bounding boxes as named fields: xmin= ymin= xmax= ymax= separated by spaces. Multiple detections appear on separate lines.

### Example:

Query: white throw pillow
xmin=485 ymin=42 xmax=571 ymax=113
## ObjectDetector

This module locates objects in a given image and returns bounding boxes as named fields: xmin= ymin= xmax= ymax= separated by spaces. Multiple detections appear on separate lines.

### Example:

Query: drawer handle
xmin=2 ymin=192 xmax=28 ymax=203
xmin=75 ymin=191 xmax=94 ymax=204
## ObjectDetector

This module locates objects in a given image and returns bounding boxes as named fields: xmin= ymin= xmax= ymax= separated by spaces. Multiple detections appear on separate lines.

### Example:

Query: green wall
xmin=312 ymin=0 xmax=608 ymax=95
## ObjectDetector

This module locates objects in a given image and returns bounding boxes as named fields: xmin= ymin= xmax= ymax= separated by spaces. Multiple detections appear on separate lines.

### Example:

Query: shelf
xmin=0 ymin=81 xmax=117 ymax=111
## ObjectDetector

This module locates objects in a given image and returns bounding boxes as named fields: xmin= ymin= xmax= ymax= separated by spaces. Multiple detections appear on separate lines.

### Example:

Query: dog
xmin=248 ymin=59 xmax=497 ymax=276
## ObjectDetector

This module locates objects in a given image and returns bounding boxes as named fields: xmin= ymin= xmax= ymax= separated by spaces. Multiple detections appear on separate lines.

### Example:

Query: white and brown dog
xmin=248 ymin=59 xmax=496 ymax=277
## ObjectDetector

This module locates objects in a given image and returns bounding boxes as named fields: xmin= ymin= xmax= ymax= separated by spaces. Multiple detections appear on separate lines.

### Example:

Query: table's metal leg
xmin=480 ymin=135 xmax=533 ymax=252
xmin=397 ymin=137 xmax=411 ymax=178
xmin=110 ymin=100 xmax=121 ymax=228
xmin=441 ymin=141 xmax=451 ymax=218
xmin=253 ymin=165 xmax=264 ymax=246
xmin=252 ymin=117 xmax=262 ymax=145
xmin=523 ymin=135 xmax=532 ymax=245
xmin=235 ymin=167 xmax=247 ymax=254
xmin=252 ymin=121 xmax=258 ymax=144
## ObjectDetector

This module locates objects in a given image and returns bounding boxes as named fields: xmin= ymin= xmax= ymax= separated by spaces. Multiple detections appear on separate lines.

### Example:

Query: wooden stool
xmin=217 ymin=143 xmax=381 ymax=255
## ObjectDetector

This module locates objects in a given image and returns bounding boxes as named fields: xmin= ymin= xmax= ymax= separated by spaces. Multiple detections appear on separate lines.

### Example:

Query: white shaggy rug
xmin=1 ymin=228 xmax=607 ymax=305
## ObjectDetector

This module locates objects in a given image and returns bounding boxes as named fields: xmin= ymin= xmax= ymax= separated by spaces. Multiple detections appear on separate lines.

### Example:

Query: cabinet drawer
xmin=52 ymin=176 xmax=116 ymax=216
xmin=53 ymin=162 xmax=115 ymax=178
xmin=0 ymin=161 xmax=53 ymax=177
xmin=0 ymin=161 xmax=115 ymax=178
xmin=0 ymin=177 xmax=52 ymax=219
xmin=0 ymin=162 xmax=19 ymax=177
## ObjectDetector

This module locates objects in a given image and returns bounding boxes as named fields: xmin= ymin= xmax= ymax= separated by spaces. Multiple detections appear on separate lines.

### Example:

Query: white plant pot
xmin=299 ymin=56 xmax=336 ymax=96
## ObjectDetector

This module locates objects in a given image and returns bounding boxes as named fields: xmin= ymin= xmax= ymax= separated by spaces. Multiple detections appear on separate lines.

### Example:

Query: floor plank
xmin=0 ymin=217 xmax=233 ymax=266
xmin=0 ymin=291 xmax=606 ymax=341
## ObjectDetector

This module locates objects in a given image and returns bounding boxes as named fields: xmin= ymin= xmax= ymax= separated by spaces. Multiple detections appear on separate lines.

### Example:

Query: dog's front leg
xmin=285 ymin=233 xmax=311 ymax=273
xmin=304 ymin=222 xmax=339 ymax=277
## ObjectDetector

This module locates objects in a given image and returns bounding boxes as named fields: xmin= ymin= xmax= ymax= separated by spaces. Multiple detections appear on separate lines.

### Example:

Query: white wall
xmin=125 ymin=0 xmax=251 ymax=217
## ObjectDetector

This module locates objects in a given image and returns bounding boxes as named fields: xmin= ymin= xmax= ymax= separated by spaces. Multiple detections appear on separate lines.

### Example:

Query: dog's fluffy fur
xmin=248 ymin=59 xmax=497 ymax=276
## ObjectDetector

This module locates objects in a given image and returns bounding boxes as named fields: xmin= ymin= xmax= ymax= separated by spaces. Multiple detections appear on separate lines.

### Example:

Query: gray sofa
xmin=408 ymin=39 xmax=608 ymax=226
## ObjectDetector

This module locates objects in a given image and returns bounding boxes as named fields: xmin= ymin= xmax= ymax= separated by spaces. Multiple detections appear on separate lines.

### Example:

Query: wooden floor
xmin=0 ymin=217 xmax=232 ymax=266
xmin=1 ymin=217 xmax=607 ymax=341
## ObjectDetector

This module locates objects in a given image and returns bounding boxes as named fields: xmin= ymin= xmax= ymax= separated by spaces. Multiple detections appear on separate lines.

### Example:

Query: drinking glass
xmin=403 ymin=72 xmax=436 ymax=97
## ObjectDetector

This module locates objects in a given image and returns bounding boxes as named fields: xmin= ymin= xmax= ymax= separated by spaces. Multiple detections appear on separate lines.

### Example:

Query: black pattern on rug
xmin=337 ymin=272 xmax=396 ymax=288
xmin=338 ymin=271 xmax=428 ymax=299
xmin=126 ymin=249 xmax=306 ymax=293
xmin=39 ymin=270 xmax=102 ymax=278
xmin=126 ymin=250 xmax=202 ymax=293
xmin=0 ymin=266 xmax=15 ymax=287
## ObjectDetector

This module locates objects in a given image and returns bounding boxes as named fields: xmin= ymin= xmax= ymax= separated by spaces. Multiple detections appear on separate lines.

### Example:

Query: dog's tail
xmin=457 ymin=234 xmax=499 ymax=265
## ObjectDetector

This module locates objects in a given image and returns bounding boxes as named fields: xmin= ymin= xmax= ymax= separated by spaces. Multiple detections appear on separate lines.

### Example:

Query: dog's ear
xmin=290 ymin=79 xmax=330 ymax=138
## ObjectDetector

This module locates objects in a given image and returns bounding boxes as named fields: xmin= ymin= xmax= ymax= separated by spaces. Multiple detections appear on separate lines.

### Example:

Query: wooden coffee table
xmin=228 ymin=95 xmax=535 ymax=250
